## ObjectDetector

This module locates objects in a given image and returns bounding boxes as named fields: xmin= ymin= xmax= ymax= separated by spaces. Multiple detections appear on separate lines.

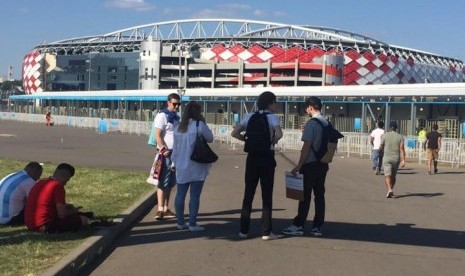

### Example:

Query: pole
xmin=88 ymin=52 xmax=92 ymax=91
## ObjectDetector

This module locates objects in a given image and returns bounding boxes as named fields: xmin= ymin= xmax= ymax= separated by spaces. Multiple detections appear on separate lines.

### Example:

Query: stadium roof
xmin=32 ymin=19 xmax=461 ymax=66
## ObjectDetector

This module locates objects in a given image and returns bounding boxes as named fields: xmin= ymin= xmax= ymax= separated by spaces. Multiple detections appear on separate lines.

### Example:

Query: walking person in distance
xmin=379 ymin=121 xmax=406 ymax=198
xmin=370 ymin=121 xmax=385 ymax=175
xmin=425 ymin=124 xmax=442 ymax=175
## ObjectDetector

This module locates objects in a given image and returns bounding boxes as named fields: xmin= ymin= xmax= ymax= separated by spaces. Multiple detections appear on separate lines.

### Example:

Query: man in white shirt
xmin=0 ymin=162 xmax=43 ymax=225
xmin=152 ymin=93 xmax=181 ymax=220
xmin=370 ymin=121 xmax=385 ymax=175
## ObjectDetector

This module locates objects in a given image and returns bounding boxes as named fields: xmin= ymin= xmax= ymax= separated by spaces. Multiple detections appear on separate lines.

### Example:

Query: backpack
xmin=311 ymin=118 xmax=344 ymax=163
xmin=244 ymin=111 xmax=272 ymax=153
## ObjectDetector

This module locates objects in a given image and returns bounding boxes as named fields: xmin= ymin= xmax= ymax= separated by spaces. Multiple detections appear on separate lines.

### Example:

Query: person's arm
xmin=370 ymin=135 xmax=374 ymax=146
xmin=201 ymin=122 xmax=214 ymax=143
xmin=291 ymin=141 xmax=311 ymax=176
xmin=379 ymin=136 xmax=385 ymax=152
xmin=154 ymin=128 xmax=166 ymax=149
xmin=399 ymin=139 xmax=406 ymax=168
xmin=272 ymin=125 xmax=283 ymax=144
xmin=437 ymin=136 xmax=442 ymax=151
xmin=231 ymin=124 xmax=246 ymax=141
xmin=56 ymin=203 xmax=78 ymax=219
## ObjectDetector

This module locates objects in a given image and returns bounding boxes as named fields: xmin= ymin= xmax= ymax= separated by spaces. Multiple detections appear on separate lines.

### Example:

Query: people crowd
xmin=1 ymin=92 xmax=445 ymax=241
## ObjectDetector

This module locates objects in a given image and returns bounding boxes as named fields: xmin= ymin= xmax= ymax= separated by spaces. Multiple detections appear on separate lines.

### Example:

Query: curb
xmin=41 ymin=189 xmax=156 ymax=276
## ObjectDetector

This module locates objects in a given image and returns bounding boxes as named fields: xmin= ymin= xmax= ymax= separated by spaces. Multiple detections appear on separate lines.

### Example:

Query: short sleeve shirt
xmin=154 ymin=112 xmax=179 ymax=150
xmin=25 ymin=178 xmax=66 ymax=230
xmin=239 ymin=110 xmax=281 ymax=151
xmin=370 ymin=128 xmax=385 ymax=150
xmin=302 ymin=113 xmax=328 ymax=163
xmin=0 ymin=170 xmax=36 ymax=224
xmin=381 ymin=131 xmax=404 ymax=163
xmin=426 ymin=131 xmax=442 ymax=149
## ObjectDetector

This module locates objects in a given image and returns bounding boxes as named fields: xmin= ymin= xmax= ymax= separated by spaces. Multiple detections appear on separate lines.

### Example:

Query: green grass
xmin=0 ymin=159 xmax=153 ymax=276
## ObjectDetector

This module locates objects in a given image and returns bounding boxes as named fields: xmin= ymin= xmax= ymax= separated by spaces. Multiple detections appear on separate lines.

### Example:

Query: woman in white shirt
xmin=172 ymin=101 xmax=214 ymax=232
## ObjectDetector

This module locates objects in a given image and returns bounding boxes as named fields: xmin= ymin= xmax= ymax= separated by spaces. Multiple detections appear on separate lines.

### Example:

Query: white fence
xmin=2 ymin=112 xmax=464 ymax=167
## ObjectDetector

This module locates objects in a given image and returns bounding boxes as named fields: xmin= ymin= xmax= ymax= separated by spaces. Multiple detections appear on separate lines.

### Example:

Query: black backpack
xmin=311 ymin=118 xmax=344 ymax=163
xmin=244 ymin=111 xmax=272 ymax=153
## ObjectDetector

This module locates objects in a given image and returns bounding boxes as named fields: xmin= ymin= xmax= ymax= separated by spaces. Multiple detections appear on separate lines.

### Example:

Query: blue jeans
xmin=175 ymin=181 xmax=205 ymax=227
xmin=372 ymin=149 xmax=383 ymax=171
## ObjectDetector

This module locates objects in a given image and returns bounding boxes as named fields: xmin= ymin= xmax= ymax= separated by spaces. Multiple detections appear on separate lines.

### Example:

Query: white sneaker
xmin=177 ymin=224 xmax=188 ymax=230
xmin=262 ymin=232 xmax=282 ymax=241
xmin=189 ymin=225 xmax=205 ymax=232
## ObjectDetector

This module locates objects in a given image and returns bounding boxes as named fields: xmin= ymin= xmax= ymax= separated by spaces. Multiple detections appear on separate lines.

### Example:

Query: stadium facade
xmin=22 ymin=19 xmax=465 ymax=94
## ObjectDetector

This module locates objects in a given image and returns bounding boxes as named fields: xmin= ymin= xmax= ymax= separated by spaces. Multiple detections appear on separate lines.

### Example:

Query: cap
xmin=389 ymin=121 xmax=398 ymax=129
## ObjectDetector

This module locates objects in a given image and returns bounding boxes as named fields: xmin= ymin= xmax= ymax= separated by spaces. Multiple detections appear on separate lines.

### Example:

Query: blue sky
xmin=1 ymin=0 xmax=464 ymax=80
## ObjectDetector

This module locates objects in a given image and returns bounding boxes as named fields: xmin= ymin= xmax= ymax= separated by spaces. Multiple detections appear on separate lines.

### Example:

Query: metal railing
xmin=2 ymin=112 xmax=464 ymax=167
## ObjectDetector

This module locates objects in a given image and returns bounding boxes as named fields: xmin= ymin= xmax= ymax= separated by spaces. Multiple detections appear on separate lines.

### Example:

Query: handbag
xmin=190 ymin=121 xmax=218 ymax=163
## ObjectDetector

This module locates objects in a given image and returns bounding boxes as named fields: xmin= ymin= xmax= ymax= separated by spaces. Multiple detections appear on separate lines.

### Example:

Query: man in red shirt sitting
xmin=25 ymin=163 xmax=89 ymax=233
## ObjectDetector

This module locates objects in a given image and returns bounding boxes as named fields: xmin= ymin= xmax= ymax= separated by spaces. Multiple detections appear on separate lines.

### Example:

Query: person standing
xmin=379 ymin=121 xmax=406 ymax=198
xmin=152 ymin=93 xmax=181 ymax=220
xmin=231 ymin=91 xmax=283 ymax=240
xmin=425 ymin=124 xmax=442 ymax=175
xmin=370 ymin=121 xmax=385 ymax=175
xmin=171 ymin=101 xmax=214 ymax=232
xmin=25 ymin=163 xmax=90 ymax=233
xmin=45 ymin=111 xmax=54 ymax=126
xmin=281 ymin=96 xmax=329 ymax=237
xmin=418 ymin=127 xmax=427 ymax=147
xmin=0 ymin=162 xmax=43 ymax=225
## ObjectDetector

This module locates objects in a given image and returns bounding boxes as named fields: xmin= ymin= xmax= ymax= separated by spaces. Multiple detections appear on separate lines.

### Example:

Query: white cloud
xmin=105 ymin=0 xmax=155 ymax=12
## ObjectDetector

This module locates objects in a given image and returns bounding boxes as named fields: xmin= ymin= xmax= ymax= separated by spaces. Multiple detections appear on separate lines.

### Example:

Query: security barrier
xmin=1 ymin=112 xmax=464 ymax=167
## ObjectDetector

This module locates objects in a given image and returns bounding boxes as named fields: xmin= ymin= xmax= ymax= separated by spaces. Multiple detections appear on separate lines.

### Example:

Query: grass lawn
xmin=0 ymin=158 xmax=154 ymax=276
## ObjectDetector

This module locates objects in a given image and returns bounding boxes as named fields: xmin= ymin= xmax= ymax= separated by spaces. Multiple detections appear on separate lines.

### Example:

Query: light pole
xmin=177 ymin=44 xmax=187 ymax=117
xmin=86 ymin=51 xmax=98 ymax=91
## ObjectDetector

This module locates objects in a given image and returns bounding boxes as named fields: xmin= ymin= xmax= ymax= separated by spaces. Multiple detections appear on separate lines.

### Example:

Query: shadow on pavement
xmin=395 ymin=192 xmax=444 ymax=199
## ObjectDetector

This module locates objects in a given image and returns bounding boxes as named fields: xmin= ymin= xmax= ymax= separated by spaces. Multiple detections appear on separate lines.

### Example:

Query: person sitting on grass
xmin=25 ymin=163 xmax=90 ymax=233
xmin=0 ymin=162 xmax=43 ymax=226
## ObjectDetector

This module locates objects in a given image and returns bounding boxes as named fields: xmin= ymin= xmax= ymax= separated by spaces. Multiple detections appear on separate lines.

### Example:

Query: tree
xmin=1 ymin=80 xmax=22 ymax=91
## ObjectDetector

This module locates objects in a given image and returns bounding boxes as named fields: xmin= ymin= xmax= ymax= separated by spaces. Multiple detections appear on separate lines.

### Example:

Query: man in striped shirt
xmin=0 ymin=162 xmax=43 ymax=225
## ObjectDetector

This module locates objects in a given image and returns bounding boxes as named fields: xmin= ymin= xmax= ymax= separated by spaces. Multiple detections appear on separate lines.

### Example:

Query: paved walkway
xmin=1 ymin=120 xmax=465 ymax=276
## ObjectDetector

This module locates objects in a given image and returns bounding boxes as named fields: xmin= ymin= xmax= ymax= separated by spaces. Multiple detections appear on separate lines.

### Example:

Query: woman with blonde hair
xmin=172 ymin=101 xmax=214 ymax=231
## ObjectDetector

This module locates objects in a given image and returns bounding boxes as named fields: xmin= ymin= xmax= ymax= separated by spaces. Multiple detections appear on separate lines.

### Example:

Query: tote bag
xmin=147 ymin=121 xmax=156 ymax=147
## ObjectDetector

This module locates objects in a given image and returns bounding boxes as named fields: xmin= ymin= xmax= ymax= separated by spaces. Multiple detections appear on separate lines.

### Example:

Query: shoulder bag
xmin=190 ymin=121 xmax=218 ymax=163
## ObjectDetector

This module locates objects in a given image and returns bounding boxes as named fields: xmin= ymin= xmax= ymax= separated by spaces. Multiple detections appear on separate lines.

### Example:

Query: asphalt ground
xmin=1 ymin=120 xmax=465 ymax=276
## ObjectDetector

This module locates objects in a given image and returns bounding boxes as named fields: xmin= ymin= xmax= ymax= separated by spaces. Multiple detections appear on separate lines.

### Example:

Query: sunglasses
xmin=170 ymin=102 xmax=181 ymax=107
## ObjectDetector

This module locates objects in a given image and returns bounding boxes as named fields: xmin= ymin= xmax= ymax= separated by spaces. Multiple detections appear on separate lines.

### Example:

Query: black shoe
xmin=79 ymin=211 xmax=94 ymax=219
xmin=434 ymin=169 xmax=438 ymax=174
xmin=91 ymin=219 xmax=119 ymax=228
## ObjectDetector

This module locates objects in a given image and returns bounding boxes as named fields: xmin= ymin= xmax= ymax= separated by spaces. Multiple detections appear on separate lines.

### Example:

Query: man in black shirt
xmin=425 ymin=124 xmax=442 ymax=175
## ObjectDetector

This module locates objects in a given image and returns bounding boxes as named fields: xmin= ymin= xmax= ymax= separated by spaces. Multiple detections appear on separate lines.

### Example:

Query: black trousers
xmin=240 ymin=152 xmax=276 ymax=236
xmin=293 ymin=161 xmax=329 ymax=228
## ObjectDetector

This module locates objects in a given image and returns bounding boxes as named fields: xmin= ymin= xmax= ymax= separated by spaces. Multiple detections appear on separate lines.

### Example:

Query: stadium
xmin=13 ymin=19 xmax=465 ymax=136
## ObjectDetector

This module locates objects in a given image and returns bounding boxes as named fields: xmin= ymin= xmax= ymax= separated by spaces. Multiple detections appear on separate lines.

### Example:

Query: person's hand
xmin=400 ymin=160 xmax=405 ymax=168
xmin=162 ymin=149 xmax=171 ymax=157
xmin=291 ymin=165 xmax=301 ymax=176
